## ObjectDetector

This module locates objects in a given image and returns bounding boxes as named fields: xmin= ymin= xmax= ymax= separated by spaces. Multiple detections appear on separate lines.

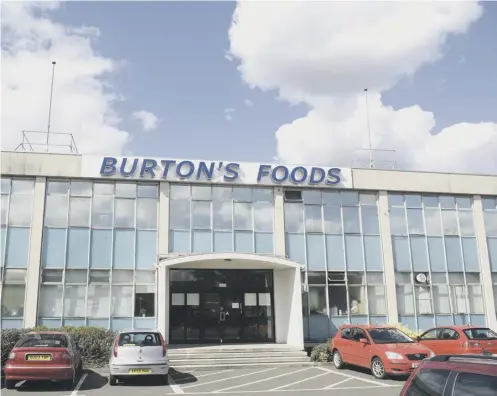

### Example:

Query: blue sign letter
xmin=290 ymin=166 xmax=308 ymax=184
xmin=140 ymin=159 xmax=158 ymax=178
xmin=176 ymin=161 xmax=195 ymax=178
xmin=325 ymin=167 xmax=341 ymax=185
xmin=161 ymin=160 xmax=176 ymax=178
xmin=309 ymin=167 xmax=325 ymax=184
xmin=257 ymin=165 xmax=271 ymax=182
xmin=271 ymin=165 xmax=289 ymax=183
xmin=100 ymin=157 xmax=117 ymax=176
xmin=197 ymin=161 xmax=215 ymax=180
xmin=224 ymin=163 xmax=240 ymax=181
xmin=120 ymin=157 xmax=138 ymax=177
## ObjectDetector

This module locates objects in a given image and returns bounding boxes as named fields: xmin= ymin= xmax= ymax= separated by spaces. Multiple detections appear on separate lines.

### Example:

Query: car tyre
xmin=109 ymin=375 xmax=118 ymax=386
xmin=371 ymin=357 xmax=387 ymax=380
xmin=333 ymin=350 xmax=345 ymax=369
xmin=5 ymin=380 xmax=16 ymax=389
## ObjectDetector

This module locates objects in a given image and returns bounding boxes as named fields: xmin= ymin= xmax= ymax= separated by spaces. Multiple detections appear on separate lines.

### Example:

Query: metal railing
xmin=14 ymin=130 xmax=79 ymax=154
xmin=352 ymin=148 xmax=397 ymax=170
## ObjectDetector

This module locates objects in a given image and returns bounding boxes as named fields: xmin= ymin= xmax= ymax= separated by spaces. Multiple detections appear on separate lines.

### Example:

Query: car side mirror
xmin=359 ymin=338 xmax=368 ymax=344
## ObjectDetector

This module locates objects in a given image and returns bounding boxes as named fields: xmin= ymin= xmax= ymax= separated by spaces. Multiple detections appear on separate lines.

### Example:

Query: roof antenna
xmin=46 ymin=61 xmax=57 ymax=152
xmin=364 ymin=88 xmax=373 ymax=168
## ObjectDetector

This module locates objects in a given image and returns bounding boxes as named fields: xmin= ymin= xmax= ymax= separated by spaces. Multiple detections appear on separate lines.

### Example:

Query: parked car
xmin=400 ymin=354 xmax=497 ymax=395
xmin=108 ymin=329 xmax=169 ymax=386
xmin=417 ymin=326 xmax=497 ymax=356
xmin=330 ymin=325 xmax=435 ymax=379
xmin=3 ymin=331 xmax=83 ymax=390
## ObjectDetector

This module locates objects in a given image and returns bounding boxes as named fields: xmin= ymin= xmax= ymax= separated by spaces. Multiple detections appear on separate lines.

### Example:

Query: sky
xmin=2 ymin=1 xmax=497 ymax=174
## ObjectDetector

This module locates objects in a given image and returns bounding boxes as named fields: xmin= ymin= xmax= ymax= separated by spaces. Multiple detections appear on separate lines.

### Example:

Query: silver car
xmin=108 ymin=329 xmax=169 ymax=386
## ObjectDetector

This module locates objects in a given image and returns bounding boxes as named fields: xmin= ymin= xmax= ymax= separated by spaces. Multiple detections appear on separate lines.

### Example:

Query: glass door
xmin=220 ymin=292 xmax=243 ymax=342
xmin=202 ymin=293 xmax=221 ymax=342
xmin=242 ymin=292 xmax=274 ymax=342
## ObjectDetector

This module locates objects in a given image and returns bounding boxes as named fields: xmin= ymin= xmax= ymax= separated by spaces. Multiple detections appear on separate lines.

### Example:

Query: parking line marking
xmin=70 ymin=373 xmax=87 ymax=396
xmin=169 ymin=375 xmax=184 ymax=394
xmin=173 ymin=369 xmax=235 ymax=381
xmin=270 ymin=370 xmax=329 ymax=391
xmin=181 ymin=367 xmax=278 ymax=389
xmin=165 ymin=384 xmax=402 ymax=394
xmin=316 ymin=366 xmax=392 ymax=387
xmin=213 ymin=367 xmax=311 ymax=393
xmin=324 ymin=377 xmax=352 ymax=389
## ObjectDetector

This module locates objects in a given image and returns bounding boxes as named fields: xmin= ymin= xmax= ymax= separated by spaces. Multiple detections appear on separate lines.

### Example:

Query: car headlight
xmin=385 ymin=351 xmax=404 ymax=360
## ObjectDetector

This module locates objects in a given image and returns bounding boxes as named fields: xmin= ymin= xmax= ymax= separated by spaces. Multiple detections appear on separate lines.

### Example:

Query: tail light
xmin=113 ymin=337 xmax=119 ymax=357
xmin=462 ymin=341 xmax=481 ymax=348
xmin=160 ymin=333 xmax=167 ymax=357
xmin=7 ymin=352 xmax=16 ymax=360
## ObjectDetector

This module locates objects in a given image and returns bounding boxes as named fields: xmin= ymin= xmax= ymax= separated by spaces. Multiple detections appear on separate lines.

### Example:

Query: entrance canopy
xmin=158 ymin=252 xmax=304 ymax=270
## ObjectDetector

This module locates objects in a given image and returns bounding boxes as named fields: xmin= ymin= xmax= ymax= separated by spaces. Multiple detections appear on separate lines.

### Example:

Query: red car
xmin=3 ymin=331 xmax=83 ymax=390
xmin=400 ymin=354 xmax=497 ymax=395
xmin=330 ymin=325 xmax=435 ymax=379
xmin=417 ymin=325 xmax=497 ymax=356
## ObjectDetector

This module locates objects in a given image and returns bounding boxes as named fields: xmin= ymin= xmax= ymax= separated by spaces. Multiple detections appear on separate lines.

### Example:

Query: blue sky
xmin=50 ymin=1 xmax=496 ymax=162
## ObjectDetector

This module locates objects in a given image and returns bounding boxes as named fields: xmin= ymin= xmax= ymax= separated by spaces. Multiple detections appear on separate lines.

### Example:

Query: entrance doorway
xmin=169 ymin=269 xmax=274 ymax=344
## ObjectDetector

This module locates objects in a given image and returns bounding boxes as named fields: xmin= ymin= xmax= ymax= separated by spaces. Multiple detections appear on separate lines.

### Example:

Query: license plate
xmin=129 ymin=369 xmax=151 ymax=374
xmin=412 ymin=363 xmax=419 ymax=368
xmin=27 ymin=354 xmax=51 ymax=361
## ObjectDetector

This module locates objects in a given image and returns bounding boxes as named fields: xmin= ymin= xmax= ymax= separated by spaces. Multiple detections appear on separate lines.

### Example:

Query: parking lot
xmin=1 ymin=366 xmax=404 ymax=395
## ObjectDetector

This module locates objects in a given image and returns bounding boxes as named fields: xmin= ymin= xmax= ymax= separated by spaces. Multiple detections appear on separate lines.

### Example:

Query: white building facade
xmin=1 ymin=151 xmax=497 ymax=349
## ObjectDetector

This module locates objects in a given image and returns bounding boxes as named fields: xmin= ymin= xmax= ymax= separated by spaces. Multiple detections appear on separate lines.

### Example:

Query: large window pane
xmin=213 ymin=201 xmax=232 ymax=230
xmin=213 ymin=231 xmax=232 ymax=252
xmin=462 ymin=237 xmax=479 ymax=271
xmin=424 ymin=208 xmax=442 ymax=236
xmin=488 ymin=237 xmax=497 ymax=271
xmin=345 ymin=235 xmax=364 ymax=270
xmin=254 ymin=188 xmax=273 ymax=202
xmin=442 ymin=210 xmax=459 ymax=235
xmin=410 ymin=236 xmax=428 ymax=271
xmin=39 ymin=285 xmax=63 ymax=317
xmin=5 ymin=227 xmax=30 ymax=268
xmin=284 ymin=203 xmax=304 ymax=232
xmin=87 ymin=284 xmax=110 ymax=318
xmin=191 ymin=185 xmax=211 ymax=200
xmin=192 ymin=201 xmax=211 ymax=230
xmin=170 ymin=199 xmax=190 ymax=229
xmin=392 ymin=236 xmax=411 ymax=271
xmin=111 ymin=285 xmax=133 ymax=316
xmin=113 ymin=230 xmax=135 ymax=269
xmin=67 ymin=228 xmax=90 ymax=268
xmin=468 ymin=285 xmax=484 ymax=314
xmin=69 ymin=197 xmax=91 ymax=227
xmin=137 ymin=184 xmax=158 ymax=198
xmin=170 ymin=185 xmax=190 ymax=199
xmin=348 ymin=286 xmax=367 ymax=314
xmin=286 ymin=233 xmax=305 ymax=264
xmin=326 ymin=235 xmax=345 ymax=270
xmin=115 ymin=183 xmax=136 ymax=198
xmin=42 ymin=228 xmax=66 ymax=268
xmin=323 ymin=205 xmax=342 ymax=234
xmin=91 ymin=197 xmax=113 ymax=228
xmin=427 ymin=237 xmax=446 ymax=272
xmin=254 ymin=202 xmax=273 ymax=232
xmin=361 ymin=206 xmax=379 ymax=234
xmin=484 ymin=211 xmax=497 ymax=236
xmin=70 ymin=181 xmax=92 ymax=197
xmin=407 ymin=209 xmax=425 ymax=234
xmin=368 ymin=285 xmax=386 ymax=315
xmin=136 ymin=230 xmax=157 ymax=269
xmin=458 ymin=211 xmax=474 ymax=236
xmin=364 ymin=235 xmax=382 ymax=271
xmin=306 ymin=234 xmax=325 ymax=270
xmin=192 ymin=230 xmax=212 ymax=253
xmin=44 ymin=195 xmax=67 ymax=227
xmin=90 ymin=229 xmax=112 ymax=268
xmin=234 ymin=202 xmax=252 ymax=230
xmin=254 ymin=232 xmax=273 ymax=254
xmin=445 ymin=236 xmax=463 ymax=272
xmin=305 ymin=205 xmax=322 ymax=233
xmin=1 ymin=284 xmax=25 ymax=317
xmin=433 ymin=285 xmax=451 ymax=314
xmin=114 ymin=199 xmax=135 ymax=228
xmin=342 ymin=207 xmax=360 ymax=234
xmin=389 ymin=208 xmax=407 ymax=235
xmin=234 ymin=231 xmax=253 ymax=253
xmin=1 ymin=195 xmax=8 ymax=226
xmin=170 ymin=230 xmax=190 ymax=253
xmin=397 ymin=285 xmax=414 ymax=315
xmin=233 ymin=187 xmax=252 ymax=202
xmin=415 ymin=286 xmax=432 ymax=314
xmin=64 ymin=286 xmax=86 ymax=317
xmin=137 ymin=199 xmax=157 ymax=229
xmin=93 ymin=183 xmax=114 ymax=196
xmin=450 ymin=285 xmax=467 ymax=314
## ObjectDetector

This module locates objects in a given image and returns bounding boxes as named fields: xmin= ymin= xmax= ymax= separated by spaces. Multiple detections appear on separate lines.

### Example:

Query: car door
xmin=418 ymin=328 xmax=442 ymax=354
xmin=436 ymin=328 xmax=461 ymax=355
xmin=349 ymin=328 xmax=370 ymax=368
xmin=337 ymin=327 xmax=354 ymax=364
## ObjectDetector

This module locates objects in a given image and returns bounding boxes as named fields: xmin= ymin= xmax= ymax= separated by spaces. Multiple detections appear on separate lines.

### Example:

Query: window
xmin=351 ymin=328 xmax=367 ymax=341
xmin=341 ymin=328 xmax=351 ymax=339
xmin=284 ymin=190 xmax=302 ymax=201
xmin=420 ymin=329 xmax=439 ymax=340
xmin=405 ymin=369 xmax=450 ymax=396
xmin=134 ymin=291 xmax=155 ymax=317
xmin=463 ymin=328 xmax=497 ymax=340
xmin=1 ymin=284 xmax=25 ymax=318
xmin=454 ymin=372 xmax=497 ymax=396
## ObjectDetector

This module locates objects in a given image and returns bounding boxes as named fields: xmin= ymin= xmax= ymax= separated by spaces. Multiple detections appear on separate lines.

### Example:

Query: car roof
xmin=118 ymin=328 xmax=160 ymax=333
xmin=339 ymin=324 xmax=396 ymax=330
xmin=422 ymin=355 xmax=497 ymax=371
xmin=426 ymin=325 xmax=489 ymax=331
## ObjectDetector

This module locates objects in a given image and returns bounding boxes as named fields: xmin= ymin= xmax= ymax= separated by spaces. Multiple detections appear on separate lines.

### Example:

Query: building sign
xmin=81 ymin=156 xmax=353 ymax=188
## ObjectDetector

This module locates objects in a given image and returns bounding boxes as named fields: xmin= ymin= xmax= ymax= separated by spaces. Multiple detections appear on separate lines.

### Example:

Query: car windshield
xmin=16 ymin=334 xmax=69 ymax=348
xmin=463 ymin=328 xmax=497 ymax=341
xmin=118 ymin=332 xmax=161 ymax=347
xmin=368 ymin=328 xmax=414 ymax=344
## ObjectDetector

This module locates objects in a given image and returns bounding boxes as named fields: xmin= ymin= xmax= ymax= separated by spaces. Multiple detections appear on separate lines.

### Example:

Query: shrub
xmin=390 ymin=322 xmax=421 ymax=339
xmin=1 ymin=326 xmax=117 ymax=368
xmin=310 ymin=343 xmax=332 ymax=362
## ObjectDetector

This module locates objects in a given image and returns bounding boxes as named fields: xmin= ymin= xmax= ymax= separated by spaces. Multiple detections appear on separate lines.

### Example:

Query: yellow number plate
xmin=129 ymin=369 xmax=151 ymax=374
xmin=27 ymin=355 xmax=51 ymax=361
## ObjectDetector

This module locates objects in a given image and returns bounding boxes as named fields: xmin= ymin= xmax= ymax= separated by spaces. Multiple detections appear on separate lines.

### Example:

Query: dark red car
xmin=3 ymin=331 xmax=83 ymax=390
xmin=400 ymin=354 xmax=497 ymax=395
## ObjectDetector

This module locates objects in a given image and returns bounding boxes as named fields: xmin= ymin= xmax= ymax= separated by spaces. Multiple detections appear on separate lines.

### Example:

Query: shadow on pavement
xmin=168 ymin=368 xmax=198 ymax=385
xmin=343 ymin=365 xmax=409 ymax=382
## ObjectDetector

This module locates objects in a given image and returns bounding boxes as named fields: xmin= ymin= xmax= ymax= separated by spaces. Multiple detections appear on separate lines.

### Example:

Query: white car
xmin=108 ymin=329 xmax=169 ymax=386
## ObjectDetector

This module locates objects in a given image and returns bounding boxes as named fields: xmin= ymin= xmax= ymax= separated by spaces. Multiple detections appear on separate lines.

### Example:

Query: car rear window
xmin=454 ymin=372 xmax=497 ymax=396
xmin=405 ymin=368 xmax=450 ymax=396
xmin=16 ymin=334 xmax=69 ymax=348
xmin=463 ymin=328 xmax=497 ymax=340
xmin=118 ymin=332 xmax=161 ymax=347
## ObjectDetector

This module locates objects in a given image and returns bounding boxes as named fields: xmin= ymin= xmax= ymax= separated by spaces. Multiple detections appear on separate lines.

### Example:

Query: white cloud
xmin=132 ymin=110 xmax=159 ymax=131
xmin=1 ymin=2 xmax=130 ymax=154
xmin=224 ymin=108 xmax=236 ymax=121
xmin=228 ymin=1 xmax=497 ymax=174
xmin=244 ymin=99 xmax=254 ymax=107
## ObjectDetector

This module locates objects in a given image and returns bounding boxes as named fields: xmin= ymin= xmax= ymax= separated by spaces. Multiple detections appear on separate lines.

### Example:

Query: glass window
xmin=405 ymin=194 xmax=422 ymax=208
xmin=433 ymin=285 xmax=451 ymax=314
xmin=424 ymin=208 xmax=442 ymax=236
xmin=42 ymin=269 xmax=63 ymax=283
xmin=364 ymin=235 xmax=382 ymax=271
xmin=1 ymin=195 xmax=8 ymax=225
xmin=111 ymin=285 xmax=133 ymax=316
xmin=410 ymin=236 xmax=428 ymax=271
xmin=65 ymin=269 xmax=87 ymax=283
xmin=44 ymin=195 xmax=68 ymax=227
xmin=397 ymin=284 xmax=415 ymax=315
xmin=38 ymin=285 xmax=63 ymax=317
xmin=11 ymin=179 xmax=34 ymax=194
xmin=234 ymin=202 xmax=252 ymax=230
xmin=5 ymin=227 xmax=30 ymax=268
xmin=1 ymin=178 xmax=11 ymax=194
xmin=212 ymin=186 xmax=231 ymax=200
xmin=69 ymin=197 xmax=91 ymax=227
xmin=191 ymin=185 xmax=211 ymax=200
xmin=42 ymin=228 xmax=66 ymax=268
xmin=306 ymin=234 xmax=325 ymax=270
xmin=191 ymin=201 xmax=211 ymax=229
xmin=445 ymin=236 xmax=463 ymax=271
xmin=91 ymin=197 xmax=113 ymax=228
xmin=64 ymin=286 xmax=86 ymax=317
xmin=367 ymin=285 xmax=386 ymax=315
xmin=323 ymin=191 xmax=340 ymax=205
xmin=405 ymin=369 xmax=450 ymax=396
xmin=302 ymin=190 xmax=321 ymax=204
xmin=450 ymin=285 xmax=467 ymax=314
xmin=388 ymin=193 xmax=404 ymax=207
xmin=113 ymin=230 xmax=135 ymax=269
xmin=462 ymin=237 xmax=480 ymax=271
xmin=115 ymin=183 xmax=136 ymax=198
xmin=87 ymin=284 xmax=110 ymax=317
xmin=392 ymin=236 xmax=411 ymax=271
xmin=341 ymin=191 xmax=358 ymax=206
xmin=233 ymin=187 xmax=252 ymax=202
xmin=93 ymin=183 xmax=114 ymax=196
xmin=112 ymin=270 xmax=133 ymax=283
xmin=442 ymin=210 xmax=459 ymax=235
xmin=389 ymin=207 xmax=407 ymax=235
xmin=361 ymin=206 xmax=379 ymax=234
xmin=136 ymin=199 xmax=157 ymax=229
xmin=114 ymin=199 xmax=135 ymax=228
xmin=309 ymin=286 xmax=327 ymax=315
xmin=284 ymin=203 xmax=304 ymax=232
xmin=305 ymin=205 xmax=322 ymax=233
xmin=136 ymin=230 xmax=156 ymax=269
xmin=323 ymin=205 xmax=342 ymax=234
xmin=407 ymin=209 xmax=425 ymax=234
xmin=70 ymin=181 xmax=92 ymax=197
xmin=345 ymin=235 xmax=364 ymax=270
xmin=484 ymin=211 xmax=497 ymax=236
xmin=254 ymin=188 xmax=273 ymax=202
xmin=170 ymin=185 xmax=190 ymax=199
xmin=253 ymin=202 xmax=273 ymax=232
xmin=458 ymin=211 xmax=475 ymax=236
xmin=482 ymin=197 xmax=496 ymax=210
xmin=48 ymin=181 xmax=69 ymax=195
xmin=137 ymin=184 xmax=158 ymax=198
xmin=348 ymin=286 xmax=367 ymax=314
xmin=415 ymin=286 xmax=432 ymax=314
xmin=90 ymin=230 xmax=112 ymax=268
xmin=453 ymin=372 xmax=497 ymax=396
xmin=359 ymin=192 xmax=376 ymax=206
xmin=170 ymin=199 xmax=190 ymax=229
xmin=427 ymin=237 xmax=446 ymax=272
xmin=134 ymin=290 xmax=155 ymax=317
xmin=328 ymin=285 xmax=347 ymax=316
xmin=1 ymin=284 xmax=25 ymax=317
xmin=456 ymin=197 xmax=472 ymax=209
xmin=342 ymin=207 xmax=360 ymax=234
xmin=4 ymin=269 xmax=26 ymax=283
xmin=135 ymin=270 xmax=155 ymax=283
xmin=89 ymin=270 xmax=110 ymax=283
xmin=467 ymin=285 xmax=484 ymax=314
xmin=213 ymin=201 xmax=232 ymax=230
xmin=439 ymin=196 xmax=456 ymax=209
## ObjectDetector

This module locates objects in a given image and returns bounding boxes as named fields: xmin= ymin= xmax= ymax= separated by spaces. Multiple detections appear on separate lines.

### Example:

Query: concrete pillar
xmin=377 ymin=191 xmax=399 ymax=324
xmin=157 ymin=182 xmax=170 ymax=338
xmin=472 ymin=196 xmax=497 ymax=329
xmin=274 ymin=188 xmax=286 ymax=257
xmin=24 ymin=177 xmax=46 ymax=328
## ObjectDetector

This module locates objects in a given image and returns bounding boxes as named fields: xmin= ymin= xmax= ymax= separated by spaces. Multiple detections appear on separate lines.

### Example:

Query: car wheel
xmin=371 ymin=357 xmax=387 ymax=380
xmin=109 ymin=375 xmax=118 ymax=386
xmin=5 ymin=380 xmax=16 ymax=389
xmin=333 ymin=350 xmax=345 ymax=369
